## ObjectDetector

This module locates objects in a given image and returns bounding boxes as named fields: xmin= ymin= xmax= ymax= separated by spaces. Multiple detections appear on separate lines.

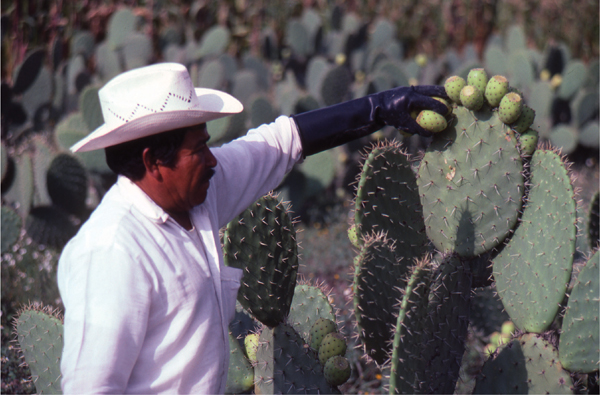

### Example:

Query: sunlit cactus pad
xmin=417 ymin=106 xmax=524 ymax=257
xmin=474 ymin=333 xmax=573 ymax=394
xmin=493 ymin=149 xmax=576 ymax=333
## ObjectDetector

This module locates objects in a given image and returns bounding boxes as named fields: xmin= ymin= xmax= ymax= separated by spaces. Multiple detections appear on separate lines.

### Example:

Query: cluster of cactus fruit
xmin=349 ymin=67 xmax=598 ymax=393
xmin=414 ymin=68 xmax=539 ymax=158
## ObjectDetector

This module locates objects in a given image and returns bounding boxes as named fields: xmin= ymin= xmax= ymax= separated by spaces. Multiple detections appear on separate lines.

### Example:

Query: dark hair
xmin=105 ymin=126 xmax=189 ymax=181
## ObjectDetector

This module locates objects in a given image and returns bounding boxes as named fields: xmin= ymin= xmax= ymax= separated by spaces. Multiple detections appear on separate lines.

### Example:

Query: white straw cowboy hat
xmin=70 ymin=62 xmax=243 ymax=152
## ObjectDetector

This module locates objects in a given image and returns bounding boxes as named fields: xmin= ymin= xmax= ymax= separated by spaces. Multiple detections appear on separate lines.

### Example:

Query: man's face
xmin=159 ymin=124 xmax=217 ymax=212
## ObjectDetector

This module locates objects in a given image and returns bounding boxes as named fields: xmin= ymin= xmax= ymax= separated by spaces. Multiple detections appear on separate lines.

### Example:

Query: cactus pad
xmin=226 ymin=332 xmax=254 ymax=394
xmin=474 ymin=333 xmax=573 ymax=394
xmin=390 ymin=254 xmax=472 ymax=394
xmin=14 ymin=305 xmax=64 ymax=394
xmin=558 ymin=250 xmax=599 ymax=373
xmin=224 ymin=194 xmax=298 ymax=327
xmin=493 ymin=149 xmax=576 ymax=333
xmin=353 ymin=232 xmax=410 ymax=365
xmin=287 ymin=284 xmax=336 ymax=343
xmin=417 ymin=106 xmax=524 ymax=257
xmin=355 ymin=140 xmax=429 ymax=257
xmin=254 ymin=323 xmax=337 ymax=394
xmin=2 ymin=205 xmax=23 ymax=253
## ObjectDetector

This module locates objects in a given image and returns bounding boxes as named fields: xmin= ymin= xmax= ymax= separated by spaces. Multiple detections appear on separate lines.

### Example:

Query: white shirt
xmin=58 ymin=116 xmax=303 ymax=394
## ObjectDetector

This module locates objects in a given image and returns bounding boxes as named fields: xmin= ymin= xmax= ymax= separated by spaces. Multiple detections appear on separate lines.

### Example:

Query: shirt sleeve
xmin=58 ymin=240 xmax=152 ymax=394
xmin=208 ymin=115 xmax=303 ymax=228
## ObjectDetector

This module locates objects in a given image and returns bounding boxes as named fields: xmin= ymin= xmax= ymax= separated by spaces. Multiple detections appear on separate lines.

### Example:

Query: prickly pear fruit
xmin=483 ymin=343 xmax=497 ymax=357
xmin=318 ymin=332 xmax=347 ymax=365
xmin=348 ymin=224 xmax=360 ymax=248
xmin=416 ymin=110 xmax=448 ymax=133
xmin=484 ymin=75 xmax=509 ymax=107
xmin=510 ymin=105 xmax=535 ymax=133
xmin=309 ymin=318 xmax=337 ymax=350
xmin=459 ymin=85 xmax=484 ymax=111
xmin=518 ymin=128 xmax=539 ymax=156
xmin=323 ymin=356 xmax=352 ymax=386
xmin=498 ymin=92 xmax=523 ymax=124
xmin=467 ymin=68 xmax=488 ymax=94
xmin=433 ymin=97 xmax=452 ymax=116
xmin=501 ymin=321 xmax=515 ymax=336
xmin=244 ymin=333 xmax=259 ymax=364
xmin=444 ymin=76 xmax=466 ymax=104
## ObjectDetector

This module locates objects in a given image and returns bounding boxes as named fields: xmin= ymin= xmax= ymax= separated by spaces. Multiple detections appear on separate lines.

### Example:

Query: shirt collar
xmin=116 ymin=175 xmax=171 ymax=224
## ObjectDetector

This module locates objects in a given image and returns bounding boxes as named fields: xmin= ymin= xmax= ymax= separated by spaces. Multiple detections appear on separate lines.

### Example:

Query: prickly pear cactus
xmin=14 ymin=304 xmax=64 ymax=394
xmin=354 ymin=140 xmax=429 ymax=257
xmin=474 ymin=333 xmax=573 ymax=394
xmin=389 ymin=253 xmax=471 ymax=394
xmin=493 ymin=149 xmax=576 ymax=333
xmin=558 ymin=250 xmax=599 ymax=373
xmin=223 ymin=193 xmax=298 ymax=327
xmin=287 ymin=284 xmax=336 ymax=343
xmin=416 ymin=105 xmax=524 ymax=257
xmin=225 ymin=332 xmax=254 ymax=394
xmin=254 ymin=323 xmax=338 ymax=394
xmin=353 ymin=232 xmax=411 ymax=365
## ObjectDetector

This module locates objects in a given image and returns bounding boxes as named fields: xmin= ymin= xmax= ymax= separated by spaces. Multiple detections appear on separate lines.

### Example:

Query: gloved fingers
xmin=399 ymin=116 xmax=434 ymax=138
xmin=409 ymin=94 xmax=451 ymax=116
xmin=411 ymin=85 xmax=448 ymax=99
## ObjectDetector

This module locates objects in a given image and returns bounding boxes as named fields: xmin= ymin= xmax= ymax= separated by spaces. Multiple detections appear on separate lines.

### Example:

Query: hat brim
xmin=71 ymin=88 xmax=243 ymax=152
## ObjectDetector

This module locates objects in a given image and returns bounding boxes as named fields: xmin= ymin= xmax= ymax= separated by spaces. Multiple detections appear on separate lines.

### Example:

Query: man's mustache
xmin=203 ymin=168 xmax=215 ymax=183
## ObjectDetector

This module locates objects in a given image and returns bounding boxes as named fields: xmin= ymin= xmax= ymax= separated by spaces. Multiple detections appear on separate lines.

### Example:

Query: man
xmin=58 ymin=62 xmax=447 ymax=393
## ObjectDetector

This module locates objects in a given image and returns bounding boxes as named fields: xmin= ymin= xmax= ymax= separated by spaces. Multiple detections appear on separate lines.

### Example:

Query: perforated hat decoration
xmin=70 ymin=62 xmax=243 ymax=152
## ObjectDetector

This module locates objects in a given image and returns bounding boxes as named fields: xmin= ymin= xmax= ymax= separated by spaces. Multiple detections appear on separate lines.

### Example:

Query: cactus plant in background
xmin=13 ymin=304 xmax=64 ymax=394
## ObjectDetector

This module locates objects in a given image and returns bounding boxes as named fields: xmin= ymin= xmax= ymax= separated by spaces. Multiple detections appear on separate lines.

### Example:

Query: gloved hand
xmin=291 ymin=85 xmax=448 ymax=156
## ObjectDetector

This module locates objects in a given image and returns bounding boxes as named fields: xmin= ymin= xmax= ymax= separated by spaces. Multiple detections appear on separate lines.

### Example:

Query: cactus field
xmin=2 ymin=0 xmax=599 ymax=394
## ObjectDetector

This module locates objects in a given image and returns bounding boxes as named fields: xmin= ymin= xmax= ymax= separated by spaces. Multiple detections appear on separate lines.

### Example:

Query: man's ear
xmin=142 ymin=148 xmax=162 ymax=181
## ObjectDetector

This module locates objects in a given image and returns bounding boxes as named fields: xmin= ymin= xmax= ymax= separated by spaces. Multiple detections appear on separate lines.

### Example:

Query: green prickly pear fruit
xmin=244 ymin=333 xmax=259 ymax=364
xmin=310 ymin=318 xmax=337 ymax=350
xmin=498 ymin=92 xmax=523 ymax=124
xmin=348 ymin=224 xmax=360 ymax=248
xmin=318 ymin=332 xmax=347 ymax=365
xmin=501 ymin=321 xmax=515 ymax=336
xmin=433 ymin=97 xmax=452 ymax=117
xmin=323 ymin=355 xmax=352 ymax=386
xmin=444 ymin=75 xmax=466 ymax=104
xmin=483 ymin=343 xmax=497 ymax=357
xmin=510 ymin=105 xmax=535 ymax=133
xmin=416 ymin=110 xmax=448 ymax=133
xmin=518 ymin=128 xmax=539 ymax=156
xmin=467 ymin=68 xmax=489 ymax=94
xmin=484 ymin=75 xmax=509 ymax=107
xmin=459 ymin=85 xmax=484 ymax=111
